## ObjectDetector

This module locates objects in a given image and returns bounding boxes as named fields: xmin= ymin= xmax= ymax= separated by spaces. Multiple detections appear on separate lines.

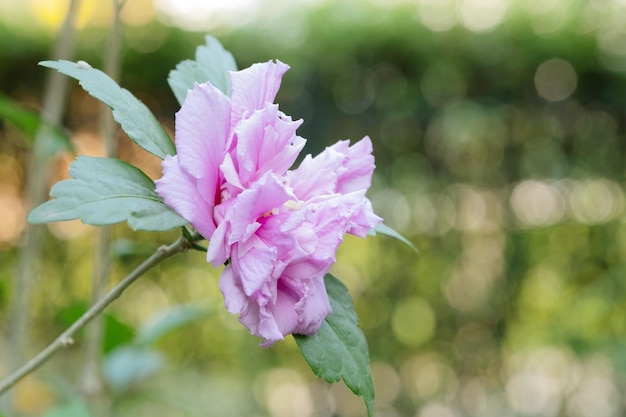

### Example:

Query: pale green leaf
xmin=110 ymin=238 xmax=157 ymax=259
xmin=39 ymin=60 xmax=175 ymax=159
xmin=136 ymin=304 xmax=213 ymax=346
xmin=27 ymin=156 xmax=187 ymax=231
xmin=42 ymin=401 xmax=91 ymax=417
xmin=369 ymin=222 xmax=417 ymax=252
xmin=294 ymin=274 xmax=375 ymax=417
xmin=103 ymin=346 xmax=163 ymax=392
xmin=168 ymin=34 xmax=237 ymax=104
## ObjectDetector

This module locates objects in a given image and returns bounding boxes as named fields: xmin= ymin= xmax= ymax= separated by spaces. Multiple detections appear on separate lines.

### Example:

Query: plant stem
xmin=0 ymin=234 xmax=192 ymax=397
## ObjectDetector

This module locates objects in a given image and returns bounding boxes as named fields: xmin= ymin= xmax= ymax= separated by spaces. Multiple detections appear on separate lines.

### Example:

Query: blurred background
xmin=2 ymin=0 xmax=626 ymax=416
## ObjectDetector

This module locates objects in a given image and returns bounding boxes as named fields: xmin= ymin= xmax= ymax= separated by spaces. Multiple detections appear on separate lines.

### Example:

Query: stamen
xmin=284 ymin=200 xmax=304 ymax=211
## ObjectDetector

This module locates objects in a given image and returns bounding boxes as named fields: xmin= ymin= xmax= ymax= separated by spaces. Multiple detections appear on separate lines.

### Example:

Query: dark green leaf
xmin=294 ymin=274 xmax=375 ymax=417
xmin=135 ymin=304 xmax=213 ymax=346
xmin=369 ymin=222 xmax=417 ymax=253
xmin=0 ymin=94 xmax=40 ymax=138
xmin=56 ymin=302 xmax=134 ymax=353
xmin=168 ymin=35 xmax=237 ymax=105
xmin=0 ymin=93 xmax=73 ymax=155
xmin=27 ymin=156 xmax=187 ymax=231
xmin=103 ymin=314 xmax=136 ymax=353
xmin=39 ymin=60 xmax=175 ymax=159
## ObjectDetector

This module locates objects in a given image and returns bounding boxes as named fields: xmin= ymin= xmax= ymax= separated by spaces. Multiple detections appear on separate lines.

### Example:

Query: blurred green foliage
xmin=3 ymin=1 xmax=626 ymax=416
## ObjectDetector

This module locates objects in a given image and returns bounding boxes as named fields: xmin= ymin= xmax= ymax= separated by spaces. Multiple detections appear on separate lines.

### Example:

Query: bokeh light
xmin=391 ymin=297 xmax=436 ymax=347
xmin=534 ymin=59 xmax=578 ymax=102
xmin=458 ymin=0 xmax=509 ymax=33
xmin=510 ymin=180 xmax=566 ymax=227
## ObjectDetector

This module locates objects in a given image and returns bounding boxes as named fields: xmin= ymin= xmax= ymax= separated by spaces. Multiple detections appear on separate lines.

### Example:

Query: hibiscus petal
xmin=220 ymin=153 xmax=243 ymax=191
xmin=262 ymin=284 xmax=301 ymax=345
xmin=220 ymin=264 xmax=288 ymax=346
xmin=206 ymin=220 xmax=229 ymax=266
xmin=307 ymin=203 xmax=348 ymax=262
xmin=249 ymin=308 xmax=285 ymax=347
xmin=175 ymin=82 xmax=231 ymax=207
xmin=230 ymin=60 xmax=290 ymax=127
xmin=346 ymin=197 xmax=383 ymax=237
xmin=257 ymin=209 xmax=309 ymax=261
xmin=335 ymin=136 xmax=376 ymax=194
xmin=293 ymin=275 xmax=332 ymax=335
xmin=218 ymin=264 xmax=247 ymax=314
xmin=227 ymin=173 xmax=293 ymax=243
xmin=155 ymin=155 xmax=216 ymax=238
xmin=287 ymin=150 xmax=342 ymax=200
xmin=233 ymin=104 xmax=304 ymax=187
xmin=235 ymin=245 xmax=277 ymax=297
xmin=256 ymin=109 xmax=304 ymax=175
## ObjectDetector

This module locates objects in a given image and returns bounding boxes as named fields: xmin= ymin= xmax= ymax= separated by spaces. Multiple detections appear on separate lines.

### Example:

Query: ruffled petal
xmin=175 ymin=82 xmax=231 ymax=207
xmin=218 ymin=265 xmax=247 ymax=314
xmin=233 ymin=104 xmax=304 ymax=187
xmin=206 ymin=220 xmax=229 ymax=266
xmin=155 ymin=155 xmax=216 ymax=238
xmin=346 ymin=197 xmax=383 ymax=237
xmin=227 ymin=173 xmax=294 ymax=243
xmin=335 ymin=136 xmax=376 ymax=194
xmin=257 ymin=209 xmax=310 ymax=261
xmin=230 ymin=60 xmax=290 ymax=127
xmin=287 ymin=150 xmax=342 ymax=200
xmin=235 ymin=245 xmax=277 ymax=297
xmin=293 ymin=275 xmax=332 ymax=335
xmin=220 ymin=262 xmax=284 ymax=345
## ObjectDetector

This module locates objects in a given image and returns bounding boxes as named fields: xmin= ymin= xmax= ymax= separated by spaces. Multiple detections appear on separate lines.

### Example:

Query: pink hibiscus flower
xmin=156 ymin=60 xmax=381 ymax=345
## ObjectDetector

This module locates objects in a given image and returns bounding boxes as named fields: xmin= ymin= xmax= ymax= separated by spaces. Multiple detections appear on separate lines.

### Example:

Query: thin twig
xmin=0 ymin=234 xmax=192 ymax=396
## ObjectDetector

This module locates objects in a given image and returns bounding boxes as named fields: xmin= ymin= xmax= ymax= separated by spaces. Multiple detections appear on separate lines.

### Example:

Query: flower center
xmin=261 ymin=207 xmax=280 ymax=218
xmin=260 ymin=200 xmax=303 ymax=218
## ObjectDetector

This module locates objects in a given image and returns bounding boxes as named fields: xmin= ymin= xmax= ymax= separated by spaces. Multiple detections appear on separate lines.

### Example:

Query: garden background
xmin=1 ymin=0 xmax=626 ymax=416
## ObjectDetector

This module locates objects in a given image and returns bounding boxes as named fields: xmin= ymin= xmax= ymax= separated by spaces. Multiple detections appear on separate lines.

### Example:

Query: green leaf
xmin=39 ymin=60 xmax=175 ymax=159
xmin=27 ymin=156 xmax=187 ymax=231
xmin=294 ymin=274 xmax=375 ymax=417
xmin=56 ymin=302 xmax=134 ymax=353
xmin=369 ymin=222 xmax=417 ymax=253
xmin=0 ymin=93 xmax=73 ymax=155
xmin=135 ymin=303 xmax=213 ymax=346
xmin=168 ymin=35 xmax=237 ymax=105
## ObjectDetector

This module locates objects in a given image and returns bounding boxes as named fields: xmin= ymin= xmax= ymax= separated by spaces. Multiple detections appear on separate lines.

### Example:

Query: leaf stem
xmin=0 ymin=234 xmax=193 ymax=397
xmin=182 ymin=227 xmax=207 ymax=252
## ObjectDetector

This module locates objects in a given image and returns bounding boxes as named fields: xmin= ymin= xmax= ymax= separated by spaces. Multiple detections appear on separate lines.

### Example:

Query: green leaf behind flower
xmin=27 ymin=156 xmax=187 ymax=231
xmin=370 ymin=222 xmax=417 ymax=253
xmin=294 ymin=274 xmax=375 ymax=417
xmin=39 ymin=60 xmax=175 ymax=159
xmin=168 ymin=34 xmax=237 ymax=105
